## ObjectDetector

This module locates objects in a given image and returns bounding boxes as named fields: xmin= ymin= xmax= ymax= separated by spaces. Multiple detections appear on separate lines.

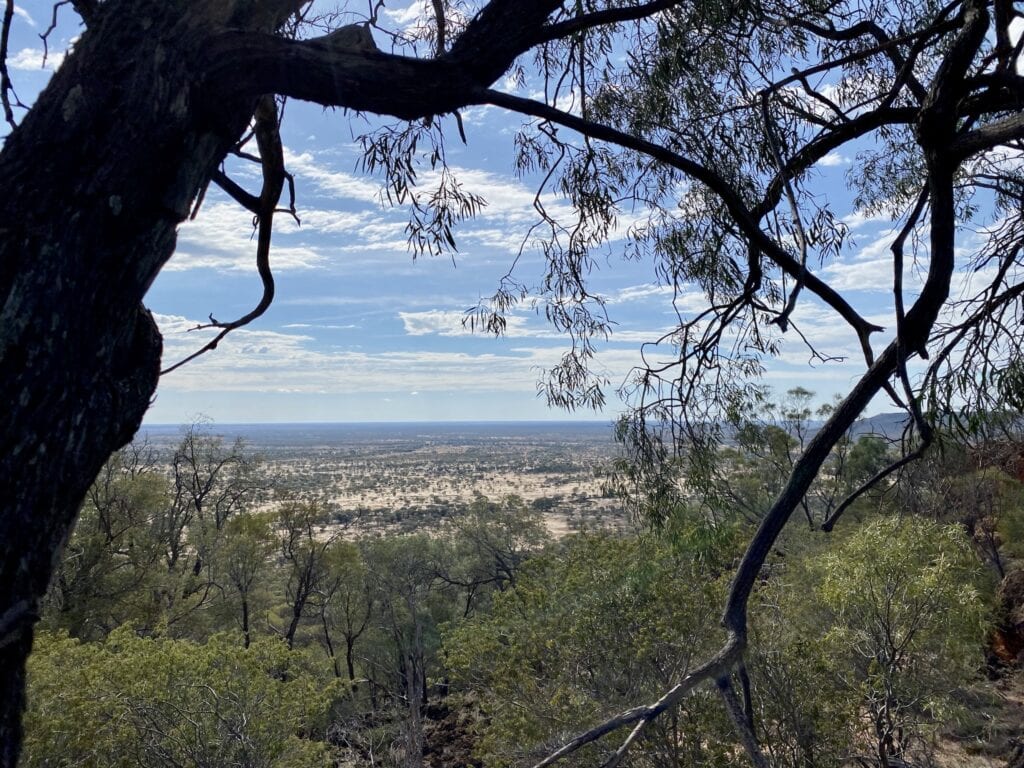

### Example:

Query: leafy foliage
xmin=23 ymin=630 xmax=336 ymax=768
xmin=445 ymin=534 xmax=731 ymax=767
xmin=816 ymin=517 xmax=990 ymax=760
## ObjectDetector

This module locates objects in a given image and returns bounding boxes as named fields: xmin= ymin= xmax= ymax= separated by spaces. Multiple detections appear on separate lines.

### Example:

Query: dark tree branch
xmin=717 ymin=674 xmax=769 ymax=768
xmin=530 ymin=0 xmax=686 ymax=46
xmin=820 ymin=438 xmax=932 ymax=532
xmin=890 ymin=187 xmax=934 ymax=446
xmin=210 ymin=169 xmax=261 ymax=213
xmin=787 ymin=17 xmax=928 ymax=102
xmin=761 ymin=92 xmax=809 ymax=333
xmin=430 ymin=0 xmax=445 ymax=54
xmin=0 ymin=0 xmax=19 ymax=129
xmin=952 ymin=112 xmax=1024 ymax=158
xmin=201 ymin=0 xmax=558 ymax=121
xmin=756 ymin=109 xmax=917 ymax=219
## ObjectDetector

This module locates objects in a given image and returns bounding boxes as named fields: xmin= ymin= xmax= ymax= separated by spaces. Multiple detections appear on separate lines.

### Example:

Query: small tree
xmin=277 ymin=499 xmax=334 ymax=650
xmin=434 ymin=495 xmax=551 ymax=616
xmin=215 ymin=512 xmax=277 ymax=648
xmin=816 ymin=517 xmax=989 ymax=767
xmin=307 ymin=539 xmax=373 ymax=682
xmin=42 ymin=445 xmax=168 ymax=640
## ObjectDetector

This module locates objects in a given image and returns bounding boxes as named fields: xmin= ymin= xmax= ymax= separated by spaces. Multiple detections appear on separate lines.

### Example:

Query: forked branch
xmin=531 ymin=633 xmax=745 ymax=768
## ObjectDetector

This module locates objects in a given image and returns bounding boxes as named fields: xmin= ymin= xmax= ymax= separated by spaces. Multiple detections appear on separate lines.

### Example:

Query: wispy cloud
xmin=13 ymin=6 xmax=35 ymax=26
xmin=287 ymin=150 xmax=383 ymax=204
xmin=167 ymin=200 xmax=325 ymax=273
xmin=608 ymin=284 xmax=674 ymax=304
xmin=399 ymin=309 xmax=553 ymax=337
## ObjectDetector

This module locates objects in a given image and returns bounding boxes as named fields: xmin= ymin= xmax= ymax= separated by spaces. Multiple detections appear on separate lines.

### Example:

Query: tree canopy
xmin=2 ymin=0 xmax=1024 ymax=765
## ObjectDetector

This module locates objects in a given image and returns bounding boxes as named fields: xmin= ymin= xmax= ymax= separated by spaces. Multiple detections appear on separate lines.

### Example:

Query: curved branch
xmin=754 ymin=107 xmax=917 ymax=220
xmin=162 ymin=96 xmax=285 ymax=375
xmin=820 ymin=438 xmax=931 ymax=532
xmin=479 ymin=88 xmax=885 ymax=346
xmin=717 ymin=675 xmax=769 ymax=768
xmin=787 ymin=17 xmax=928 ymax=102
xmin=202 ymin=35 xmax=473 ymax=119
xmin=1 ymin=0 xmax=20 ymax=129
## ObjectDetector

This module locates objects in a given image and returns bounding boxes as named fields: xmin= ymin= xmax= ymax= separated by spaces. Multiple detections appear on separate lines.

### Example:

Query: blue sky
xmin=3 ymin=2 xmax=959 ymax=425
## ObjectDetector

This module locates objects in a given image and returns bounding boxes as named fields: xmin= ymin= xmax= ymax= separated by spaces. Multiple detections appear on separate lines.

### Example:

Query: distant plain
xmin=140 ymin=421 xmax=628 ymax=536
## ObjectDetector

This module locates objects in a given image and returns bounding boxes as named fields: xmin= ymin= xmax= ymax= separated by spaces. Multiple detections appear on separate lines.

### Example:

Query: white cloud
xmin=280 ymin=293 xmax=464 ymax=308
xmin=399 ymin=309 xmax=552 ymax=338
xmin=841 ymin=210 xmax=889 ymax=231
xmin=165 ymin=201 xmax=325 ymax=273
xmin=156 ymin=311 xmax=564 ymax=395
xmin=819 ymin=224 xmax=932 ymax=293
xmin=399 ymin=309 xmax=473 ymax=336
xmin=297 ymin=208 xmax=376 ymax=234
xmin=8 ymin=47 xmax=63 ymax=71
xmin=397 ymin=307 xmax=675 ymax=346
xmin=608 ymin=283 xmax=679 ymax=305
xmin=381 ymin=0 xmax=426 ymax=27
xmin=819 ymin=152 xmax=849 ymax=167
xmin=282 ymin=323 xmax=359 ymax=330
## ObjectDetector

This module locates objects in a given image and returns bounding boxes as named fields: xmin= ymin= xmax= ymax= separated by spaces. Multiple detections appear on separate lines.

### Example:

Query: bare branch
xmin=717 ymin=675 xmax=769 ymax=768
xmin=760 ymin=92 xmax=809 ymax=333
xmin=430 ymin=0 xmax=445 ymax=54
xmin=820 ymin=438 xmax=932 ymax=532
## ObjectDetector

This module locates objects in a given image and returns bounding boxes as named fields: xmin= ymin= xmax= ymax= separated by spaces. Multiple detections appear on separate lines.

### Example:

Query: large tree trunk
xmin=0 ymin=0 xmax=569 ymax=760
xmin=0 ymin=2 xmax=279 ymax=761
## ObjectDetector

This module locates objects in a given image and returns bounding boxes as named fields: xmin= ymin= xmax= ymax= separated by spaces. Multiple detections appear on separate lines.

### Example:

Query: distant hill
xmin=848 ymin=412 xmax=910 ymax=440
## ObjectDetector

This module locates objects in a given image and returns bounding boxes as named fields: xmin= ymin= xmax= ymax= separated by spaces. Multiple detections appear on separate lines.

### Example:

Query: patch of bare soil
xmin=423 ymin=695 xmax=484 ymax=768
xmin=938 ymin=668 xmax=1024 ymax=768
